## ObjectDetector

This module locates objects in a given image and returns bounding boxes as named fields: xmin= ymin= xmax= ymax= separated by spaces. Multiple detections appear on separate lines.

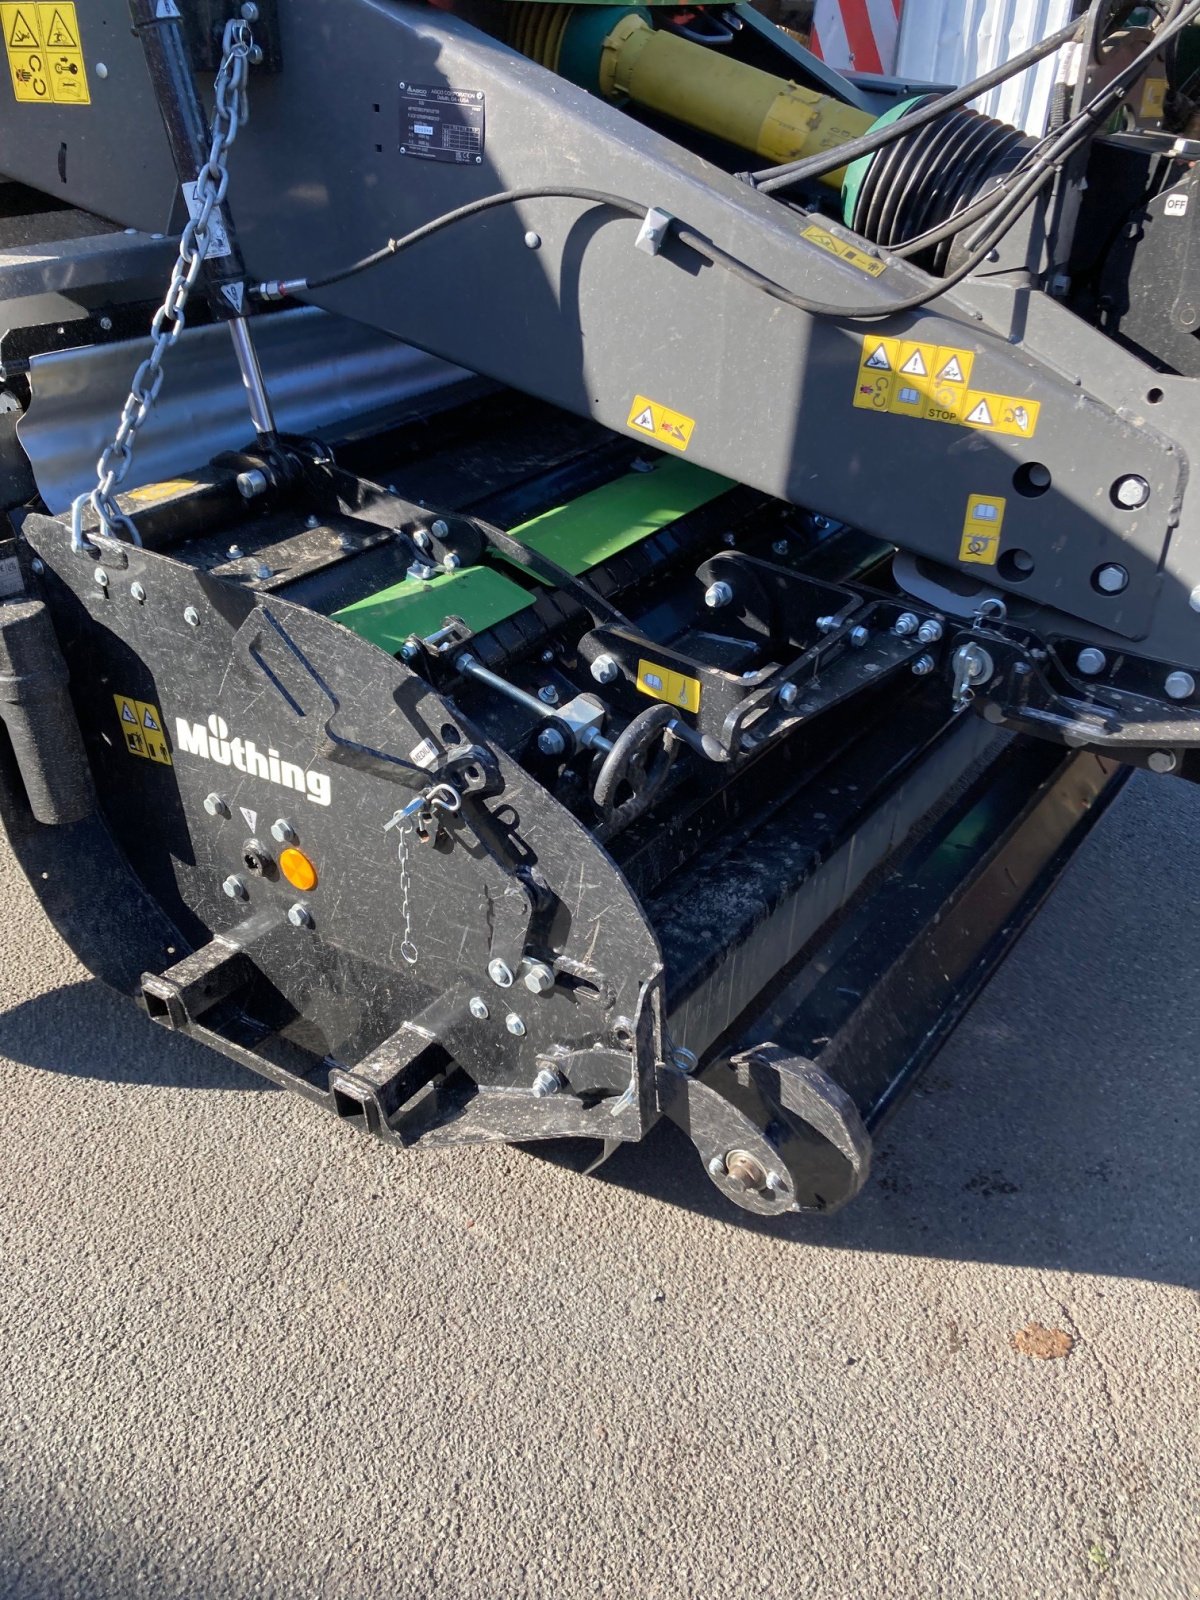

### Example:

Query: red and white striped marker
xmin=811 ymin=0 xmax=902 ymax=77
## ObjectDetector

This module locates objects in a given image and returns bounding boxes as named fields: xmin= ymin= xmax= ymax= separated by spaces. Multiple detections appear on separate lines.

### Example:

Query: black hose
xmin=266 ymin=0 xmax=1200 ymax=326
xmin=749 ymin=6 xmax=1092 ymax=196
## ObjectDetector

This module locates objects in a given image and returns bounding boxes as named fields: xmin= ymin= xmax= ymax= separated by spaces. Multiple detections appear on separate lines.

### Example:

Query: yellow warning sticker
xmin=627 ymin=394 xmax=695 ymax=454
xmin=853 ymin=335 xmax=1040 ymax=437
xmin=2 ymin=3 xmax=89 ymax=105
xmin=959 ymin=494 xmax=1006 ymax=566
xmin=801 ymin=224 xmax=887 ymax=278
xmin=636 ymin=658 xmax=701 ymax=715
xmin=1140 ymin=75 xmax=1167 ymax=121
xmin=960 ymin=391 xmax=1041 ymax=438
xmin=122 ymin=479 xmax=200 ymax=506
xmin=113 ymin=694 xmax=173 ymax=766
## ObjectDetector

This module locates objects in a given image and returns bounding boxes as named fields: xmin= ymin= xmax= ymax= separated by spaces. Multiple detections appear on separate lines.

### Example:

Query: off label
xmin=627 ymin=394 xmax=695 ymax=454
xmin=854 ymin=334 xmax=1040 ymax=437
xmin=114 ymin=694 xmax=173 ymax=766
xmin=959 ymin=494 xmax=1006 ymax=565
xmin=2 ymin=3 xmax=89 ymax=105
xmin=637 ymin=658 xmax=701 ymax=714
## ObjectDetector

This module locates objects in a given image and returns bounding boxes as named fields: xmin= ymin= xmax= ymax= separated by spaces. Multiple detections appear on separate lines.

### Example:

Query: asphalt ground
xmin=0 ymin=771 xmax=1196 ymax=1600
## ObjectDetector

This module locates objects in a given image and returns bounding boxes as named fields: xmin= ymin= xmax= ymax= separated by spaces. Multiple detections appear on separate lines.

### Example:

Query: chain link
xmin=397 ymin=826 xmax=418 ymax=965
xmin=72 ymin=19 xmax=254 ymax=552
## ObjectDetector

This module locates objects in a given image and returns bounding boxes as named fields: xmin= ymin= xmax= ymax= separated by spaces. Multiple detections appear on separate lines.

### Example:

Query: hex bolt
xmin=1165 ymin=670 xmax=1195 ymax=700
xmin=537 ymin=684 xmax=560 ymax=706
xmin=894 ymin=613 xmax=919 ymax=637
xmin=849 ymin=625 xmax=871 ymax=649
xmin=203 ymin=793 xmax=230 ymax=819
xmin=1076 ymin=647 xmax=1107 ymax=677
xmin=184 ymin=606 xmax=200 ymax=627
xmin=94 ymin=567 xmax=108 ymax=589
xmin=271 ymin=818 xmax=297 ymax=844
xmin=724 ymin=1150 xmax=767 ymax=1193
xmin=531 ymin=1066 xmax=560 ymax=1095
xmin=524 ymin=231 xmax=541 ymax=250
xmin=1113 ymin=475 xmax=1150 ymax=510
xmin=522 ymin=962 xmax=555 ymax=995
xmin=772 ymin=539 xmax=789 ymax=556
xmin=442 ymin=553 xmax=462 ymax=572
xmin=400 ymin=641 xmax=421 ymax=662
xmin=1189 ymin=585 xmax=1200 ymax=614
xmin=911 ymin=654 xmax=936 ymax=677
xmin=707 ymin=1155 xmax=727 ymax=1179
xmin=704 ymin=580 xmax=733 ymax=609
xmin=95 ymin=62 xmax=108 ymax=79
xmin=590 ymin=654 xmax=619 ymax=685
xmin=777 ymin=682 xmax=799 ymax=708
xmin=506 ymin=1013 xmax=527 ymax=1038
xmin=236 ymin=469 xmax=268 ymax=501
xmin=255 ymin=563 xmax=272 ymax=581
xmin=1095 ymin=564 xmax=1129 ymax=594
xmin=431 ymin=519 xmax=450 ymax=539
xmin=130 ymin=582 xmax=146 ymax=603
xmin=227 ymin=544 xmax=243 ymax=559
xmin=469 ymin=996 xmax=490 ymax=1020
xmin=916 ymin=619 xmax=943 ymax=644
xmin=305 ymin=515 xmax=321 ymax=530
xmin=1149 ymin=750 xmax=1177 ymax=773
xmin=240 ymin=1 xmax=259 ymax=18
xmin=30 ymin=559 xmax=43 ymax=575
xmin=765 ymin=1171 xmax=788 ymax=1195
xmin=537 ymin=727 xmax=566 ymax=757
xmin=412 ymin=528 xmax=432 ymax=551
xmin=222 ymin=875 xmax=249 ymax=901
xmin=815 ymin=615 xmax=838 ymax=634
xmin=287 ymin=903 xmax=313 ymax=929
xmin=488 ymin=959 xmax=514 ymax=988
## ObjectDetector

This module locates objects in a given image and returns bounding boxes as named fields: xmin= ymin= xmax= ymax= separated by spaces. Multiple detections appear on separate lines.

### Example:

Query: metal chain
xmin=397 ymin=827 xmax=418 ymax=966
xmin=71 ymin=18 xmax=254 ymax=552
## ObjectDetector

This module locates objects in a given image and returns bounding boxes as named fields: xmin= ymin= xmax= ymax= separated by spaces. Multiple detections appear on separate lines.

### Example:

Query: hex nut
xmin=522 ymin=962 xmax=555 ymax=995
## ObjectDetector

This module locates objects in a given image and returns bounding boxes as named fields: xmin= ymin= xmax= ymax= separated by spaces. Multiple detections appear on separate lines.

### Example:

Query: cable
xmin=749 ymin=6 xmax=1094 ymax=196
xmin=298 ymin=187 xmax=645 ymax=294
xmin=259 ymin=1 xmax=1200 ymax=326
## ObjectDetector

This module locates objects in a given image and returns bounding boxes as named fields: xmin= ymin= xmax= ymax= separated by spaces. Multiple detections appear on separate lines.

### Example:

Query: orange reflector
xmin=279 ymin=847 xmax=318 ymax=892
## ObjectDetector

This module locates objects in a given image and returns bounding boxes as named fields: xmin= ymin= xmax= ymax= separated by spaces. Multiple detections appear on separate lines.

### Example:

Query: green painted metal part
xmin=332 ymin=459 xmax=734 ymax=654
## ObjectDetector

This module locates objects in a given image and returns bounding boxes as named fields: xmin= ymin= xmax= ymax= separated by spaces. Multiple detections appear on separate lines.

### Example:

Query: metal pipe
xmin=456 ymin=653 xmax=614 ymax=753
xmin=227 ymin=316 xmax=277 ymax=438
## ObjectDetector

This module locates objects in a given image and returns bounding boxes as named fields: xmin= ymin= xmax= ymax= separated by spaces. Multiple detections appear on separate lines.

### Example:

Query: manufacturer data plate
xmin=400 ymin=83 xmax=484 ymax=164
